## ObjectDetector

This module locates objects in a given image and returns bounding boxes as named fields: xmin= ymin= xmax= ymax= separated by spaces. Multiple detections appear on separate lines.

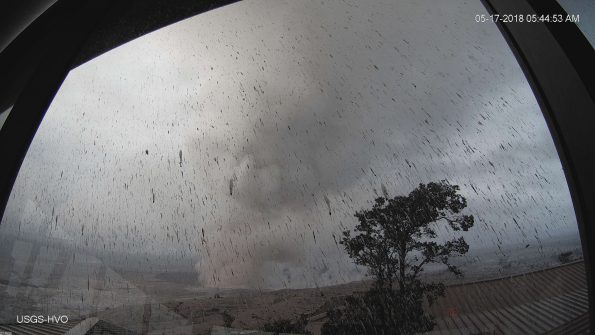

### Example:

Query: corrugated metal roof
xmin=0 ymin=318 xmax=139 ymax=335
xmin=0 ymin=320 xmax=76 ymax=335
xmin=211 ymin=325 xmax=304 ymax=335
xmin=427 ymin=261 xmax=590 ymax=334
xmin=83 ymin=320 xmax=138 ymax=335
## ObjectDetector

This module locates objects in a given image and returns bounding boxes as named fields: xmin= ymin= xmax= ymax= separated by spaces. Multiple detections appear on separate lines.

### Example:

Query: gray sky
xmin=0 ymin=0 xmax=580 ymax=289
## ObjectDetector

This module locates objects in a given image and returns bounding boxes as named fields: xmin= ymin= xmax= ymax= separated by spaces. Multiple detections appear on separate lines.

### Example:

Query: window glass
xmin=0 ymin=0 xmax=588 ymax=333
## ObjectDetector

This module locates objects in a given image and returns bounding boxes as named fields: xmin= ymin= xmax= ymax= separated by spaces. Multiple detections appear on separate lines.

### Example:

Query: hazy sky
xmin=0 ymin=0 xmax=580 ymax=289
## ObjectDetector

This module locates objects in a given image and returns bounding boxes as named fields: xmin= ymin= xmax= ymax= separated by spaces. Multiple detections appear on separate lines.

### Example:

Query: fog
xmin=0 ymin=0 xmax=580 ymax=289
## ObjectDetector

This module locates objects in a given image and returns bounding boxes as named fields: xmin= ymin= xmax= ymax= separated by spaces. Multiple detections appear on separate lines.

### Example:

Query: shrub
xmin=263 ymin=314 xmax=310 ymax=334
xmin=558 ymin=251 xmax=573 ymax=264
xmin=321 ymin=288 xmax=435 ymax=335
xmin=221 ymin=310 xmax=234 ymax=327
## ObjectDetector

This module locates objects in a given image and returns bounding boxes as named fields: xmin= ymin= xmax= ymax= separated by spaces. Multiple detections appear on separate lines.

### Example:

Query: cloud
xmin=0 ymin=0 xmax=580 ymax=289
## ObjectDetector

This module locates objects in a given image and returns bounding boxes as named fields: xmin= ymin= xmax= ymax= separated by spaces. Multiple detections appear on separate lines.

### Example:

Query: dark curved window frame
xmin=481 ymin=0 xmax=595 ymax=326
xmin=0 ymin=0 xmax=593 ymax=329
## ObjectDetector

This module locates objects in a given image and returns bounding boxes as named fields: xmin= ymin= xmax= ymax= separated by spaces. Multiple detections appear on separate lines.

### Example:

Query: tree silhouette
xmin=221 ymin=310 xmax=234 ymax=328
xmin=322 ymin=180 xmax=474 ymax=334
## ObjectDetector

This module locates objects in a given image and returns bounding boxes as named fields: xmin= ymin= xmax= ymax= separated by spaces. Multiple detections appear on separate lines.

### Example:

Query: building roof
xmin=427 ymin=261 xmax=589 ymax=334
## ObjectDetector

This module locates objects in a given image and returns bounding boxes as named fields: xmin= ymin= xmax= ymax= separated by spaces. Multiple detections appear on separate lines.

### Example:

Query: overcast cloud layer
xmin=0 ymin=0 xmax=580 ymax=289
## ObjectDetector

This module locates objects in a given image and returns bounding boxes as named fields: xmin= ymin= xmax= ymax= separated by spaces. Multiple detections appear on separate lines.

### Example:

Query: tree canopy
xmin=323 ymin=180 xmax=474 ymax=334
